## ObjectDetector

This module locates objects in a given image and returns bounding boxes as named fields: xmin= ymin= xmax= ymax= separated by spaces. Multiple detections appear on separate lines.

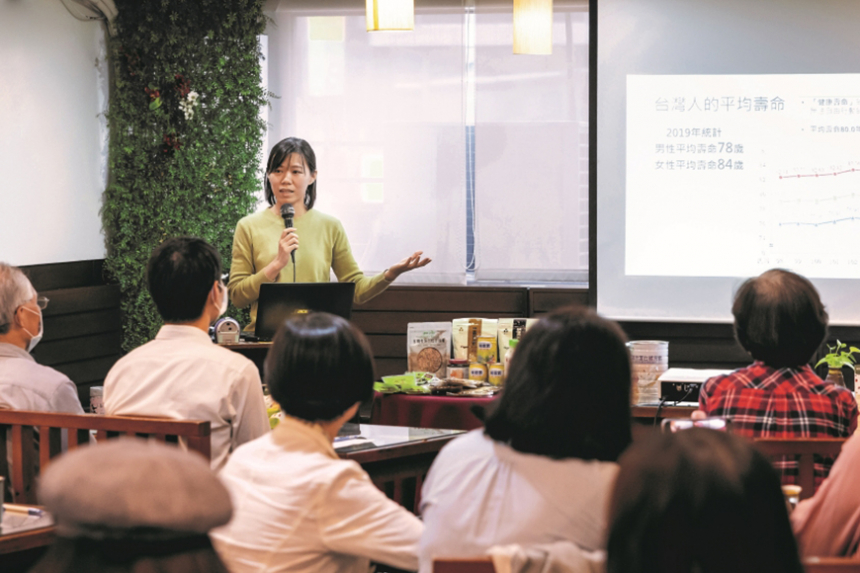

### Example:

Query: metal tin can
xmin=488 ymin=363 xmax=505 ymax=386
xmin=468 ymin=363 xmax=488 ymax=382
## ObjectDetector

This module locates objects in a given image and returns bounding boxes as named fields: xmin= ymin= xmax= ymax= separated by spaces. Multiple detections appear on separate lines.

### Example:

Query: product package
xmin=497 ymin=318 xmax=537 ymax=363
xmin=453 ymin=318 xmax=500 ymax=362
xmin=453 ymin=318 xmax=481 ymax=361
xmin=407 ymin=322 xmax=452 ymax=378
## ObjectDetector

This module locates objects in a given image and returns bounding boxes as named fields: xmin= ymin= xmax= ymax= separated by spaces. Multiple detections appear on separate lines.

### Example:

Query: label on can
xmin=469 ymin=363 xmax=488 ymax=382
xmin=488 ymin=364 xmax=505 ymax=386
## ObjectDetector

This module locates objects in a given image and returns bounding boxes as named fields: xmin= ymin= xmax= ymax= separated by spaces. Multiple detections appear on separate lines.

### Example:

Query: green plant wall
xmin=104 ymin=0 xmax=266 ymax=351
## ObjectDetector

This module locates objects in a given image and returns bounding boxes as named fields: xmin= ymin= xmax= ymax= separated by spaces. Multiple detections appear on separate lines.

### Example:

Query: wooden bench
xmin=0 ymin=410 xmax=211 ymax=504
xmin=434 ymin=558 xmax=496 ymax=573
xmin=433 ymin=555 xmax=860 ymax=572
xmin=753 ymin=437 xmax=846 ymax=500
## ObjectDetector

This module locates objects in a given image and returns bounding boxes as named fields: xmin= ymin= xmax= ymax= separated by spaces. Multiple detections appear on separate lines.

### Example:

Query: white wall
xmin=0 ymin=0 xmax=107 ymax=266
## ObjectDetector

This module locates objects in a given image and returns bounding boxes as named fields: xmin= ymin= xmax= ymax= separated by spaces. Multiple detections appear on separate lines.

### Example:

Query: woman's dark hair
xmin=147 ymin=237 xmax=222 ymax=323
xmin=264 ymin=137 xmax=317 ymax=210
xmin=733 ymin=268 xmax=828 ymax=368
xmin=265 ymin=312 xmax=375 ymax=421
xmin=607 ymin=428 xmax=804 ymax=573
xmin=29 ymin=536 xmax=230 ymax=573
xmin=483 ymin=306 xmax=632 ymax=461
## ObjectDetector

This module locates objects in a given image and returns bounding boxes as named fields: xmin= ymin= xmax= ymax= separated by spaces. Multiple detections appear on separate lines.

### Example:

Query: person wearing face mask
xmin=0 ymin=263 xmax=85 ymax=414
xmin=229 ymin=137 xmax=432 ymax=331
xmin=104 ymin=237 xmax=269 ymax=471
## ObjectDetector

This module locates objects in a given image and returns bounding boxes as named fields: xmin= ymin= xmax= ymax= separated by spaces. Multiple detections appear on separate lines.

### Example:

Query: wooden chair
xmin=0 ymin=409 xmax=211 ymax=504
xmin=805 ymin=556 xmax=860 ymax=572
xmin=753 ymin=437 xmax=846 ymax=500
xmin=433 ymin=558 xmax=496 ymax=573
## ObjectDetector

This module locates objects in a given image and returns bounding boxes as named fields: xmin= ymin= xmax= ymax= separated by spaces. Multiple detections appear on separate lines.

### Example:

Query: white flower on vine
xmin=180 ymin=92 xmax=199 ymax=120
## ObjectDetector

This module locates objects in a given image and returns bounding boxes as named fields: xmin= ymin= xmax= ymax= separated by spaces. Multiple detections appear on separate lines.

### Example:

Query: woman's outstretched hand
xmin=384 ymin=251 xmax=432 ymax=281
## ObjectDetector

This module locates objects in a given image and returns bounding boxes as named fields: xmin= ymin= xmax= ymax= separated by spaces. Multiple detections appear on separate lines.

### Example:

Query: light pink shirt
xmin=104 ymin=325 xmax=269 ymax=471
xmin=212 ymin=415 xmax=424 ymax=573
xmin=792 ymin=431 xmax=860 ymax=559
xmin=419 ymin=430 xmax=618 ymax=573
xmin=0 ymin=343 xmax=84 ymax=414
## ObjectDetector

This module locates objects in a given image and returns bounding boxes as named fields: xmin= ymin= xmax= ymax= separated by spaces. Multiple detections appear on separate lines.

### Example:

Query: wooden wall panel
xmin=353 ymin=286 xmax=529 ymax=376
xmin=529 ymin=288 xmax=590 ymax=315
xmin=21 ymin=261 xmax=122 ymax=407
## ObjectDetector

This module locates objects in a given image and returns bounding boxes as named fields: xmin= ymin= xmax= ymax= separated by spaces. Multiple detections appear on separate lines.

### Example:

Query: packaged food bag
xmin=453 ymin=318 xmax=481 ymax=361
xmin=407 ymin=322 xmax=452 ymax=378
xmin=498 ymin=318 xmax=536 ymax=363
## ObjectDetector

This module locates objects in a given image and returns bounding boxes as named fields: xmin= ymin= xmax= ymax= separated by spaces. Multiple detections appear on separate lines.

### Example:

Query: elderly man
xmin=0 ymin=263 xmax=84 ymax=413
xmin=104 ymin=237 xmax=269 ymax=471
xmin=699 ymin=268 xmax=857 ymax=488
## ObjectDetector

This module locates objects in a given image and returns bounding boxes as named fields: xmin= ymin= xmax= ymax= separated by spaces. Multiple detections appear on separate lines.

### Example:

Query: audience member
xmin=211 ymin=312 xmax=423 ymax=573
xmin=699 ymin=268 xmax=857 ymax=487
xmin=0 ymin=263 xmax=83 ymax=413
xmin=792 ymin=430 xmax=860 ymax=558
xmin=29 ymin=438 xmax=232 ymax=573
xmin=418 ymin=306 xmax=632 ymax=573
xmin=606 ymin=428 xmax=804 ymax=573
xmin=104 ymin=237 xmax=269 ymax=471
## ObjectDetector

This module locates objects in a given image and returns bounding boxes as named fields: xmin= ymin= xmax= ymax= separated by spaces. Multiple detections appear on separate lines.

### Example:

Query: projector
xmin=659 ymin=368 xmax=733 ymax=404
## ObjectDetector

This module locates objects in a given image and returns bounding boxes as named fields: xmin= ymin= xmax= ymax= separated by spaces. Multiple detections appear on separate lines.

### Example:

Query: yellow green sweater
xmin=228 ymin=208 xmax=391 ymax=330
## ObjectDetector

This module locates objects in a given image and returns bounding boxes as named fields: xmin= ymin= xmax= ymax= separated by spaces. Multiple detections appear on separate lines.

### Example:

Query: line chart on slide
xmin=759 ymin=158 xmax=860 ymax=276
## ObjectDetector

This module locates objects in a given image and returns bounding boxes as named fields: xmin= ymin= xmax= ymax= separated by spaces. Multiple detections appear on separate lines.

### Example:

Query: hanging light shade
xmin=513 ymin=0 xmax=553 ymax=55
xmin=366 ymin=0 xmax=415 ymax=32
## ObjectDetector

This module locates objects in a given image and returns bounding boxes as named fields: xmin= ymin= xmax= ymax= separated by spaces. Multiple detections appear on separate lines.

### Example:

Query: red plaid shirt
xmin=700 ymin=361 xmax=858 ymax=489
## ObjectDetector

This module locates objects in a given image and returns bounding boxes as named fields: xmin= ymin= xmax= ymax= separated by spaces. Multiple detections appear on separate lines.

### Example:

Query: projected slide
xmin=626 ymin=74 xmax=860 ymax=279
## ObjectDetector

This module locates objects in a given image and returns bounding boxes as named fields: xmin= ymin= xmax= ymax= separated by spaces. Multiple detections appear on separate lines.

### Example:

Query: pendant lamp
xmin=513 ymin=0 xmax=553 ymax=55
xmin=366 ymin=0 xmax=415 ymax=32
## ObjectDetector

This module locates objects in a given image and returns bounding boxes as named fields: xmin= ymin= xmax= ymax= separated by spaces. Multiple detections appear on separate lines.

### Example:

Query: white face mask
xmin=22 ymin=306 xmax=43 ymax=352
xmin=218 ymin=283 xmax=229 ymax=317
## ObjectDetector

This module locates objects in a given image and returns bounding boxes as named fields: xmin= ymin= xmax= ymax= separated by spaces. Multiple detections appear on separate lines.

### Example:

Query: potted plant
xmin=815 ymin=340 xmax=860 ymax=389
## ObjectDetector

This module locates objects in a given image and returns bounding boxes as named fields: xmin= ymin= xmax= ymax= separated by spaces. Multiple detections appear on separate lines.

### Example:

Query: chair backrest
xmin=433 ymin=558 xmax=496 ymax=573
xmin=804 ymin=556 xmax=860 ymax=572
xmin=0 ymin=409 xmax=211 ymax=504
xmin=753 ymin=437 xmax=846 ymax=500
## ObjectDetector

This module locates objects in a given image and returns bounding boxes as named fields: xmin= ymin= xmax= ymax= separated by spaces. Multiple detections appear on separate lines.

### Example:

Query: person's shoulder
xmin=198 ymin=342 xmax=260 ymax=377
xmin=434 ymin=430 xmax=493 ymax=465
xmin=236 ymin=209 xmax=274 ymax=229
xmin=703 ymin=365 xmax=752 ymax=391
xmin=20 ymin=360 xmax=74 ymax=389
xmin=306 ymin=209 xmax=343 ymax=229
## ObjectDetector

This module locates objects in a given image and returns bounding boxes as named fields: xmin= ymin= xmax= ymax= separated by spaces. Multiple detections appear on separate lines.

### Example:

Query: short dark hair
xmin=483 ymin=306 xmax=632 ymax=461
xmin=265 ymin=312 xmax=375 ymax=421
xmin=147 ymin=237 xmax=222 ymax=323
xmin=733 ymin=268 xmax=828 ymax=367
xmin=607 ymin=428 xmax=804 ymax=573
xmin=264 ymin=137 xmax=317 ymax=210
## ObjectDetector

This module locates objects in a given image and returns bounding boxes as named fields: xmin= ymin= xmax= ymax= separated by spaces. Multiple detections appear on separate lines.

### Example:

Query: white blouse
xmin=418 ymin=430 xmax=619 ymax=573
xmin=212 ymin=415 xmax=424 ymax=573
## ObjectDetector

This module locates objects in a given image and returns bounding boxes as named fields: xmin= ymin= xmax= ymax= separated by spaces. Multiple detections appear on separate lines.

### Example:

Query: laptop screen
xmin=255 ymin=282 xmax=356 ymax=341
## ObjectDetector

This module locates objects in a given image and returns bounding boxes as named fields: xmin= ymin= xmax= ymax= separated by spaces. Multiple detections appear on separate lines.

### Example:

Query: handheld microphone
xmin=280 ymin=204 xmax=296 ymax=265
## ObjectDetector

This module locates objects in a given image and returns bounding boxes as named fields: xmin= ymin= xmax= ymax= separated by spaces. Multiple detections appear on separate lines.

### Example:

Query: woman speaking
xmin=229 ymin=137 xmax=430 ymax=330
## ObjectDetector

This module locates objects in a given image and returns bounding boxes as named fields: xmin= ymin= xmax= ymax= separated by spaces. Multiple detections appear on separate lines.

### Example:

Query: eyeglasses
xmin=35 ymin=296 xmax=49 ymax=310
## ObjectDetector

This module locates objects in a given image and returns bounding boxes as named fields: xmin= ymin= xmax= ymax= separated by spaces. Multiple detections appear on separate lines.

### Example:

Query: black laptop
xmin=254 ymin=282 xmax=356 ymax=341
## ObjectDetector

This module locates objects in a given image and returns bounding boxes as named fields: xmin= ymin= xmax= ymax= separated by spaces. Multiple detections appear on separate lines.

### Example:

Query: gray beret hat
xmin=38 ymin=438 xmax=232 ymax=540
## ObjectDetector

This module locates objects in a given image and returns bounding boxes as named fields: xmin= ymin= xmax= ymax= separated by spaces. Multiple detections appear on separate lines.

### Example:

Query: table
xmin=0 ymin=508 xmax=54 ymax=573
xmin=630 ymin=404 xmax=698 ymax=441
xmin=336 ymin=424 xmax=465 ymax=513
xmin=370 ymin=392 xmax=501 ymax=431
xmin=219 ymin=340 xmax=271 ymax=376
